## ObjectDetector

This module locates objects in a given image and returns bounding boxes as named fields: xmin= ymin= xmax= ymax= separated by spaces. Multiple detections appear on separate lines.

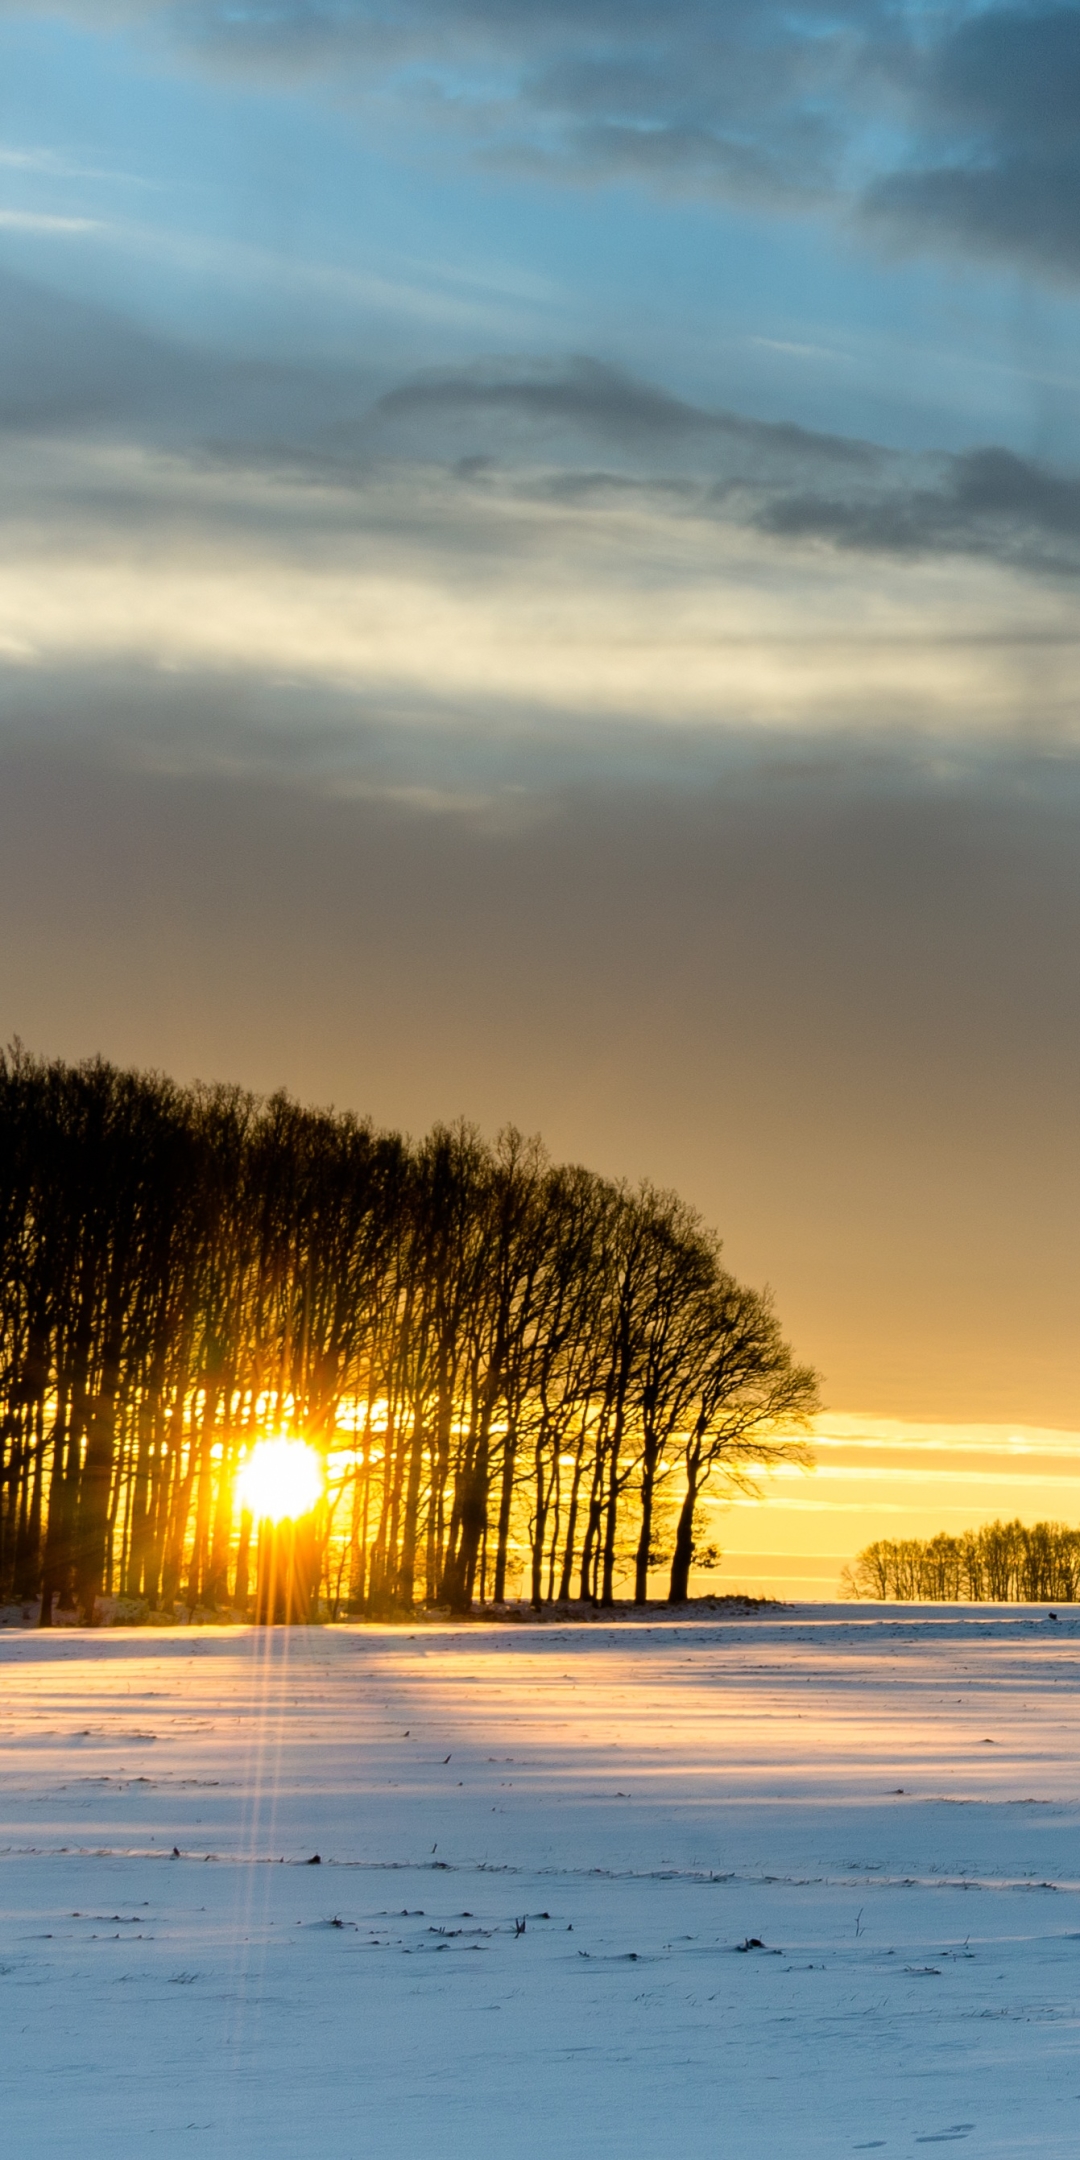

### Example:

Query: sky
xmin=1 ymin=0 xmax=1079 ymax=1588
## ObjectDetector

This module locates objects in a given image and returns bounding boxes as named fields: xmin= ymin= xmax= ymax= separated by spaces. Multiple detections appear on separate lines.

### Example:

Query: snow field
xmin=2 ymin=1608 xmax=1080 ymax=2158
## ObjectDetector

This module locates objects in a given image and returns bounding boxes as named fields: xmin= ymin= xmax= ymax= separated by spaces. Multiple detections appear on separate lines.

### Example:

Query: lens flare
xmin=237 ymin=1438 xmax=323 ymax=1524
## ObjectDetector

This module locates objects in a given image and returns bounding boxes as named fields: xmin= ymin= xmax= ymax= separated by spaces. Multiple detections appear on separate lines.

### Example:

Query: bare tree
xmin=0 ymin=1049 xmax=816 ymax=1622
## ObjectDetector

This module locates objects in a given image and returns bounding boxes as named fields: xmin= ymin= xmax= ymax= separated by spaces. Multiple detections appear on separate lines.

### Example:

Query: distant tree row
xmin=0 ymin=1047 xmax=816 ymax=1623
xmin=842 ymin=1520 xmax=1080 ymax=1603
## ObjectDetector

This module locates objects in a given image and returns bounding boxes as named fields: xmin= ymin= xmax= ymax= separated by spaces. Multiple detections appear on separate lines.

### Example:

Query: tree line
xmin=0 ymin=1047 xmax=816 ymax=1623
xmin=843 ymin=1520 xmax=1080 ymax=1603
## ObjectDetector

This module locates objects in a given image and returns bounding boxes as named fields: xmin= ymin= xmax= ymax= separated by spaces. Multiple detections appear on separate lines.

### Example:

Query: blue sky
xmin=2 ymin=1 xmax=1080 ymax=1453
xmin=5 ymin=2 xmax=1080 ymax=459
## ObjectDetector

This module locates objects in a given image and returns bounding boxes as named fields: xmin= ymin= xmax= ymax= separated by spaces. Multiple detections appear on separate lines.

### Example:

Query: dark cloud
xmin=165 ymin=0 xmax=861 ymax=206
xmin=13 ymin=2 xmax=1080 ymax=275
xmin=863 ymin=154 xmax=1080 ymax=280
xmin=930 ymin=4 xmax=1080 ymax=148
xmin=5 ymin=267 xmax=1079 ymax=588
xmin=862 ymin=8 xmax=1080 ymax=277
xmin=96 ymin=0 xmax=1078 ymax=280
xmin=377 ymin=356 xmax=715 ymax=438
xmin=757 ymin=445 xmax=1080 ymax=576
xmin=372 ymin=357 xmax=876 ymax=467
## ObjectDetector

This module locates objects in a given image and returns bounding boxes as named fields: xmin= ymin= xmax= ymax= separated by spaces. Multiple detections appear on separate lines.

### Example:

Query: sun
xmin=237 ymin=1438 xmax=324 ymax=1524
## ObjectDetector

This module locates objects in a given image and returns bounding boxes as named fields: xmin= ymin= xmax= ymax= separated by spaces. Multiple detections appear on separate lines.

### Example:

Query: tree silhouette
xmin=843 ymin=1520 xmax=1080 ymax=1603
xmin=0 ymin=1047 xmax=816 ymax=1622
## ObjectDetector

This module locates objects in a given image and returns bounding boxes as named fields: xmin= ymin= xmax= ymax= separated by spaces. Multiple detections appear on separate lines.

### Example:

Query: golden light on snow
xmin=236 ymin=1438 xmax=323 ymax=1524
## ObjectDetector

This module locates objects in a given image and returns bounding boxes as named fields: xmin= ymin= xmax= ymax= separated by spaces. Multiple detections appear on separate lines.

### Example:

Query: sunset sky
xmin=2 ymin=0 xmax=1078 ymax=1589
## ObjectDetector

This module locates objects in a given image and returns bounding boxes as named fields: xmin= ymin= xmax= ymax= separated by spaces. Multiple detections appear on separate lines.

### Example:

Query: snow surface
xmin=3 ymin=1606 xmax=1080 ymax=2158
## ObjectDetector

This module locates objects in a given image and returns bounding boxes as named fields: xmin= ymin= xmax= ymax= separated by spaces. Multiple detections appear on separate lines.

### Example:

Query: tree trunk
xmin=633 ymin=1434 xmax=658 ymax=1605
xmin=398 ymin=1410 xmax=426 ymax=1609
xmin=441 ymin=1420 xmax=489 ymax=1614
xmin=38 ymin=1393 xmax=70 ymax=1625
xmin=205 ymin=1417 xmax=237 ymax=1607
xmin=124 ymin=1399 xmax=154 ymax=1597
xmin=558 ymin=1443 xmax=585 ymax=1602
xmin=600 ymin=1434 xmax=622 ymax=1608
xmin=578 ymin=1453 xmax=604 ymax=1603
xmin=530 ymin=1433 xmax=549 ymax=1611
xmin=233 ymin=1508 xmax=253 ymax=1612
xmin=668 ymin=1457 xmax=701 ymax=1605
xmin=184 ymin=1385 xmax=219 ymax=1610
xmin=75 ymin=1338 xmax=121 ymax=1624
xmin=492 ymin=1424 xmax=517 ymax=1602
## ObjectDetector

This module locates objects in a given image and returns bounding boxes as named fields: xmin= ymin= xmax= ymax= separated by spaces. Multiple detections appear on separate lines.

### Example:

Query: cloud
xmin=56 ymin=1 xmax=1059 ymax=283
xmin=366 ymin=359 xmax=1080 ymax=579
xmin=757 ymin=446 xmax=1080 ymax=577
xmin=0 ymin=261 xmax=1075 ymax=743
xmin=0 ymin=143 xmax=147 ymax=182
xmin=3 ymin=425 xmax=1079 ymax=751
xmin=0 ymin=274 xmax=1078 ymax=743
xmin=146 ymin=0 xmax=860 ymax=210
xmin=861 ymin=7 xmax=1080 ymax=278
xmin=372 ymin=357 xmax=875 ymax=471
xmin=0 ymin=207 xmax=100 ymax=232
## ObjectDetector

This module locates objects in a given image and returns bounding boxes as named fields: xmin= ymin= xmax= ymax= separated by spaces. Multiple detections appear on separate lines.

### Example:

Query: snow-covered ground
xmin=3 ymin=1607 xmax=1079 ymax=2158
